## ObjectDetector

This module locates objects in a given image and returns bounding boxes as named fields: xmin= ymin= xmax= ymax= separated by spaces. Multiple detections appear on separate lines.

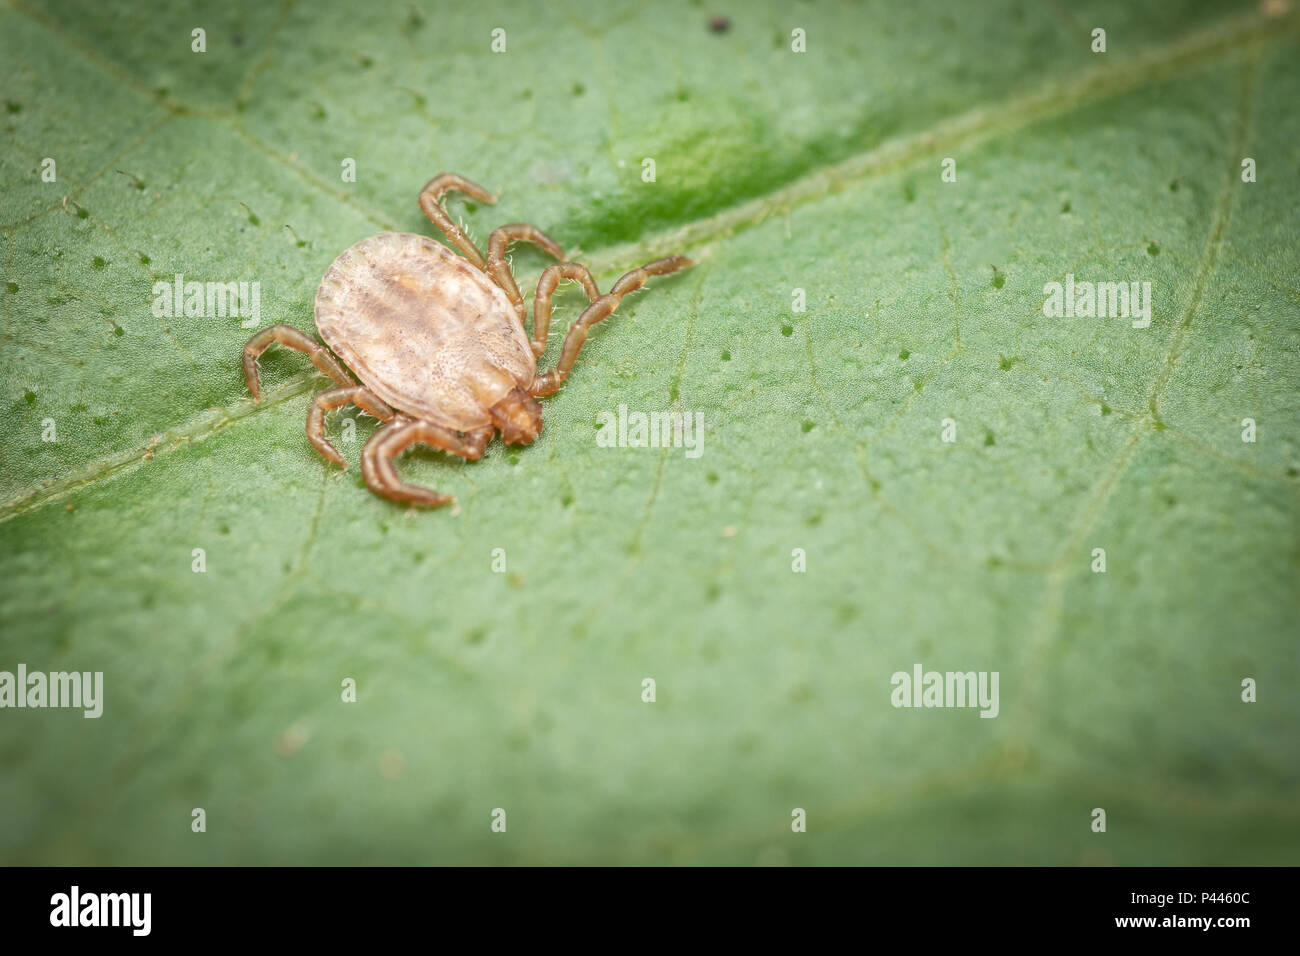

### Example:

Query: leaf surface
xmin=1 ymin=0 xmax=1298 ymax=863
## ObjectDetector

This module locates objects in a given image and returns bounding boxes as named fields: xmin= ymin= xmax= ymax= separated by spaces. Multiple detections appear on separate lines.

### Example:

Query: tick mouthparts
xmin=488 ymin=388 xmax=543 ymax=445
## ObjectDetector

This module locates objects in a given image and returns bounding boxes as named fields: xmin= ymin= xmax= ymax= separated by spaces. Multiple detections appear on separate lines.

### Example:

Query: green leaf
xmin=2 ymin=0 xmax=1298 ymax=864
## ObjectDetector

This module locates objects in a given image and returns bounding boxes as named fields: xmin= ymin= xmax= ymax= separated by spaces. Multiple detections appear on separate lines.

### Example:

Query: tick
xmin=241 ymin=172 xmax=693 ymax=507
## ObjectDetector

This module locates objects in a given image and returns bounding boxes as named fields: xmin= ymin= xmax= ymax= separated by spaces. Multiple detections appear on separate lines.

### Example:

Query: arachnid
xmin=241 ymin=172 xmax=693 ymax=507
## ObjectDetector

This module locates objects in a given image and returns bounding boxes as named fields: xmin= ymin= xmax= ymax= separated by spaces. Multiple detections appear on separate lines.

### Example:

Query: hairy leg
xmin=529 ymin=262 xmax=601 ymax=358
xmin=417 ymin=172 xmax=496 ymax=270
xmin=242 ymin=324 xmax=352 ymax=401
xmin=305 ymin=385 xmax=395 ymax=467
xmin=361 ymin=418 xmax=494 ymax=507
xmin=532 ymin=256 xmax=693 ymax=396
xmin=487 ymin=223 xmax=564 ymax=324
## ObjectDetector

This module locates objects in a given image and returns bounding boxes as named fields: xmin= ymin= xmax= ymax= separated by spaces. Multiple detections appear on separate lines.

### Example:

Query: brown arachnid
xmin=242 ymin=172 xmax=693 ymax=507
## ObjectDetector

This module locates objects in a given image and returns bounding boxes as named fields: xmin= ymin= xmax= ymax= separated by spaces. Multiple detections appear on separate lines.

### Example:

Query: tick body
xmin=241 ymin=172 xmax=693 ymax=507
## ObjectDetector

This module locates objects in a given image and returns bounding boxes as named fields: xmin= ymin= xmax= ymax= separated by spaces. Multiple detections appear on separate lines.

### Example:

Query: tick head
xmin=489 ymin=388 xmax=543 ymax=445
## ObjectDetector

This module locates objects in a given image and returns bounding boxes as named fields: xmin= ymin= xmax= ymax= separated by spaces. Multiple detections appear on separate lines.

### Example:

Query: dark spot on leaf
xmin=1061 ymin=199 xmax=1071 ymax=213
xmin=248 ymin=213 xmax=260 ymax=226
xmin=1147 ymin=240 xmax=1160 ymax=256
xmin=709 ymin=16 xmax=731 ymax=33
xmin=23 ymin=389 xmax=36 ymax=405
xmin=465 ymin=627 xmax=486 ymax=646
xmin=998 ymin=354 xmax=1016 ymax=370
xmin=991 ymin=265 xmax=1004 ymax=289
xmin=899 ymin=348 xmax=910 ymax=360
xmin=113 ymin=325 xmax=123 ymax=336
xmin=357 ymin=54 xmax=374 ymax=69
xmin=92 ymin=256 xmax=106 ymax=269
xmin=463 ymin=202 xmax=477 ymax=214
xmin=5 ymin=101 xmax=20 ymax=114
xmin=668 ymin=383 xmax=679 ymax=402
xmin=903 ymin=180 xmax=916 ymax=203
xmin=984 ymin=430 xmax=995 ymax=446
xmin=77 ymin=207 xmax=89 ymax=219
xmin=561 ymin=493 xmax=573 ymax=508
xmin=780 ymin=323 xmax=793 ymax=336
xmin=676 ymin=88 xmax=691 ymax=102
xmin=806 ymin=512 xmax=822 ymax=527
xmin=912 ymin=377 xmax=923 ymax=391
xmin=720 ymin=349 xmax=730 ymax=361
xmin=572 ymin=82 xmax=585 ymax=96
xmin=801 ymin=420 xmax=815 ymax=433
xmin=1100 ymin=402 xmax=1111 ymax=415
xmin=506 ymin=450 xmax=521 ymax=465
xmin=219 ymin=523 xmax=230 ymax=535
xmin=5 ymin=282 xmax=16 ymax=294
xmin=1169 ymin=179 xmax=1180 ymax=192
xmin=706 ymin=472 xmax=718 ymax=484
xmin=139 ymin=254 xmax=150 ymax=265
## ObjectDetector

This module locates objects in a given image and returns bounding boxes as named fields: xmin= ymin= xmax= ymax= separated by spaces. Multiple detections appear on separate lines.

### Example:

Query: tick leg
xmin=487 ymin=223 xmax=565 ymax=325
xmin=243 ymin=324 xmax=353 ymax=401
xmin=532 ymin=256 xmax=694 ymax=396
xmin=530 ymin=262 xmax=601 ymax=358
xmin=361 ymin=418 xmax=494 ymax=507
xmin=306 ymin=385 xmax=396 ymax=467
xmin=418 ymin=172 xmax=496 ymax=271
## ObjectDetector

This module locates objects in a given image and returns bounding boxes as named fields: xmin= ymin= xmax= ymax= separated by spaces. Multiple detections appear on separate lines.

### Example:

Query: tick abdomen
xmin=314 ymin=232 xmax=535 ymax=431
